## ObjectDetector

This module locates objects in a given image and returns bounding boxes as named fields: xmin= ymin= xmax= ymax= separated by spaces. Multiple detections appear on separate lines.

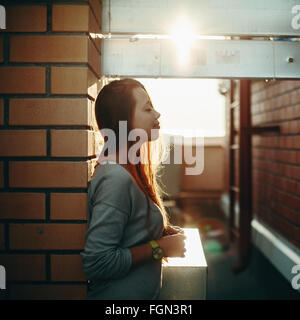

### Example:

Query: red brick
xmin=0 ymin=67 xmax=46 ymax=94
xmin=0 ymin=193 xmax=45 ymax=219
xmin=251 ymin=80 xmax=265 ymax=93
xmin=281 ymin=92 xmax=291 ymax=107
xmin=5 ymin=6 xmax=47 ymax=32
xmin=9 ymin=98 xmax=92 ymax=126
xmin=50 ymin=193 xmax=87 ymax=220
xmin=10 ymin=36 xmax=88 ymax=63
xmin=254 ymin=167 xmax=300 ymax=212
xmin=50 ymin=67 xmax=99 ymax=99
xmin=293 ymin=135 xmax=300 ymax=149
xmin=270 ymin=211 xmax=300 ymax=242
xmin=88 ymin=0 xmax=102 ymax=27
xmin=291 ymin=89 xmax=300 ymax=105
xmin=296 ymin=151 xmax=300 ymax=164
xmin=255 ymin=171 xmax=300 ymax=209
xmin=0 ymin=130 xmax=46 ymax=157
xmin=88 ymin=8 xmax=102 ymax=52
xmin=294 ymin=105 xmax=300 ymax=118
xmin=52 ymin=5 xmax=89 ymax=32
xmin=9 ymin=161 xmax=90 ymax=188
xmin=9 ymin=284 xmax=86 ymax=300
xmin=50 ymin=129 xmax=95 ymax=157
xmin=88 ymin=38 xmax=101 ymax=77
xmin=51 ymin=254 xmax=86 ymax=281
xmin=0 ymin=254 xmax=46 ymax=281
xmin=9 ymin=223 xmax=86 ymax=250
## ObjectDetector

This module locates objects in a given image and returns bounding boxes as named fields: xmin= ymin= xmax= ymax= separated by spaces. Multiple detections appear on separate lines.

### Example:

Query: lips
xmin=153 ymin=122 xmax=160 ymax=129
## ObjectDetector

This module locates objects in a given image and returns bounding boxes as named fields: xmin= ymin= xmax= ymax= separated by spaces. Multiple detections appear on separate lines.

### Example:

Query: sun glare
xmin=171 ymin=19 xmax=197 ymax=65
xmin=136 ymin=78 xmax=226 ymax=138
xmin=162 ymin=228 xmax=207 ymax=267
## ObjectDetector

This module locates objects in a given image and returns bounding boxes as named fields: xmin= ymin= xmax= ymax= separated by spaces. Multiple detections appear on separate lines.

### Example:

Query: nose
xmin=155 ymin=111 xmax=161 ymax=119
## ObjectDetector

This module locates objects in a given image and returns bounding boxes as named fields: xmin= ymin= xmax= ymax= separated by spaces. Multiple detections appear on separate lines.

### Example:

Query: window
xmin=135 ymin=78 xmax=225 ymax=138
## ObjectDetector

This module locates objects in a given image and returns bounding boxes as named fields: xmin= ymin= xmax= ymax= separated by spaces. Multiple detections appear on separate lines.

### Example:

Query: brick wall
xmin=0 ymin=0 xmax=103 ymax=299
xmin=251 ymin=80 xmax=300 ymax=249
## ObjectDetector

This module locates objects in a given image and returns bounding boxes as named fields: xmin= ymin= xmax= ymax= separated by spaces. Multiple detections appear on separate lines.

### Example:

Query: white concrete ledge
xmin=158 ymin=228 xmax=208 ymax=300
xmin=251 ymin=218 xmax=300 ymax=293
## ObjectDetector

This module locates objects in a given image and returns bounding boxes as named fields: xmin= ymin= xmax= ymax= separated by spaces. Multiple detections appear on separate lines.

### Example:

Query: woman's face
xmin=131 ymin=86 xmax=161 ymax=141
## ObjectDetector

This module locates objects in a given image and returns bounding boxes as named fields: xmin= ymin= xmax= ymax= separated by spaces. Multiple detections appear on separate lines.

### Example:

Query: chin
xmin=149 ymin=128 xmax=160 ymax=141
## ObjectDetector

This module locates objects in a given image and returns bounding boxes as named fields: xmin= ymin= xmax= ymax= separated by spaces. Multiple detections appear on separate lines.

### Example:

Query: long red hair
xmin=94 ymin=78 xmax=170 ymax=236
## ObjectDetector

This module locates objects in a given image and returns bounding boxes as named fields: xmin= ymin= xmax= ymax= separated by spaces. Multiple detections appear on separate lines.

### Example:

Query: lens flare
xmin=171 ymin=19 xmax=196 ymax=66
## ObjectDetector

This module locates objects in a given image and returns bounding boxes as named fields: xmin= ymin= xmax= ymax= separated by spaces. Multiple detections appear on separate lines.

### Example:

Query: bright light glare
xmin=136 ymin=78 xmax=226 ymax=138
xmin=162 ymin=228 xmax=207 ymax=267
xmin=171 ymin=19 xmax=196 ymax=65
xmin=171 ymin=19 xmax=196 ymax=46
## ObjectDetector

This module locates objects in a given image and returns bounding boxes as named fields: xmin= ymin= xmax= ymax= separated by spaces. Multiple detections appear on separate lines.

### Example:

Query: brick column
xmin=0 ymin=0 xmax=103 ymax=299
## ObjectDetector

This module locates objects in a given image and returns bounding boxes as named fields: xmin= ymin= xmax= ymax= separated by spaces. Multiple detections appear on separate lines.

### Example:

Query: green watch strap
xmin=149 ymin=240 xmax=159 ymax=249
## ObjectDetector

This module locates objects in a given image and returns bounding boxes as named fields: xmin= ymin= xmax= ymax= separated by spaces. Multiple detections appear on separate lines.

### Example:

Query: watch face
xmin=153 ymin=247 xmax=164 ymax=260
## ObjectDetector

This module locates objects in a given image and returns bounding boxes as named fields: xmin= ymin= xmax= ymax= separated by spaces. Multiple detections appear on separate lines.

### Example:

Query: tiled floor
xmin=168 ymin=199 xmax=300 ymax=300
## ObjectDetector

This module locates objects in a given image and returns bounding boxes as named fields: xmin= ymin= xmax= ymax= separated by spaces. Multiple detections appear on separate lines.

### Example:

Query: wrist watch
xmin=149 ymin=240 xmax=164 ymax=260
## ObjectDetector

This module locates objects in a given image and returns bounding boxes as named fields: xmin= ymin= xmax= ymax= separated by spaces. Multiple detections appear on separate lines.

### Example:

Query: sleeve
xmin=80 ymin=179 xmax=132 ymax=281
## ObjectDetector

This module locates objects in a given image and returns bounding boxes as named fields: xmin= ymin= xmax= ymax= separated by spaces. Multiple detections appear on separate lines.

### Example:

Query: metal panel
xmin=102 ymin=0 xmax=300 ymax=37
xmin=102 ymin=39 xmax=300 ymax=79
xmin=102 ymin=38 xmax=161 ymax=76
xmin=274 ymin=41 xmax=300 ymax=78
xmin=160 ymin=39 xmax=274 ymax=78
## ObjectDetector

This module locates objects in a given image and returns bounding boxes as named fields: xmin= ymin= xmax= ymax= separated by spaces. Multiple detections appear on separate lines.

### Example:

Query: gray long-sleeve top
xmin=80 ymin=161 xmax=165 ymax=300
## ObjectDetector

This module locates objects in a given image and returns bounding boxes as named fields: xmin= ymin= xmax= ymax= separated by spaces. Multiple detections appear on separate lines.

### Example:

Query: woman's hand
xmin=163 ymin=225 xmax=184 ymax=236
xmin=157 ymin=233 xmax=186 ymax=258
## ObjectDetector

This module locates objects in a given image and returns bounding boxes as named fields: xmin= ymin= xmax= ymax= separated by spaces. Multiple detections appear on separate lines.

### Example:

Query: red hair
xmin=94 ymin=78 xmax=170 ymax=237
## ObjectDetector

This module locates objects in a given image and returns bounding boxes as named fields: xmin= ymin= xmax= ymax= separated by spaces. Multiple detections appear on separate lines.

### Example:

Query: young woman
xmin=81 ymin=78 xmax=186 ymax=300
